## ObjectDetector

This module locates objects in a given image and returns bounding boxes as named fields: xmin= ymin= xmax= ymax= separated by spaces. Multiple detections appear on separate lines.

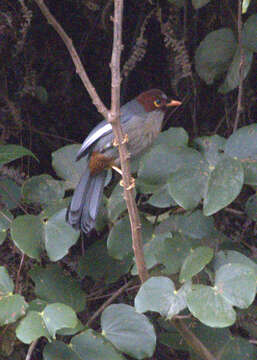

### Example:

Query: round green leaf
xmin=101 ymin=304 xmax=156 ymax=359
xmin=29 ymin=264 xmax=86 ymax=312
xmin=52 ymin=145 xmax=88 ymax=188
xmin=195 ymin=28 xmax=236 ymax=84
xmin=153 ymin=127 xmax=189 ymax=148
xmin=44 ymin=340 xmax=81 ymax=360
xmin=153 ymin=233 xmax=193 ymax=274
xmin=225 ymin=124 xmax=257 ymax=185
xmin=242 ymin=14 xmax=257 ymax=52
xmin=0 ymin=294 xmax=28 ymax=325
xmin=138 ymin=146 xmax=199 ymax=193
xmin=44 ymin=208 xmax=79 ymax=261
xmin=194 ymin=135 xmax=226 ymax=167
xmin=168 ymin=155 xmax=209 ymax=210
xmin=147 ymin=184 xmax=176 ymax=208
xmin=43 ymin=303 xmax=77 ymax=338
xmin=22 ymin=175 xmax=65 ymax=206
xmin=0 ymin=144 xmax=37 ymax=167
xmin=0 ymin=267 xmax=14 ymax=295
xmin=107 ymin=183 xmax=127 ymax=222
xmin=203 ymin=157 xmax=244 ymax=216
xmin=192 ymin=0 xmax=210 ymax=9
xmin=0 ymin=178 xmax=21 ymax=210
xmin=35 ymin=85 xmax=48 ymax=104
xmin=11 ymin=215 xmax=44 ymax=260
xmin=16 ymin=311 xmax=50 ymax=344
xmin=107 ymin=215 xmax=153 ymax=260
xmin=0 ymin=209 xmax=13 ymax=232
xmin=187 ymin=285 xmax=236 ymax=327
xmin=219 ymin=47 xmax=253 ymax=94
xmin=167 ymin=0 xmax=185 ymax=8
xmin=179 ymin=246 xmax=214 ymax=283
xmin=213 ymin=250 xmax=257 ymax=274
xmin=215 ymin=263 xmax=256 ymax=308
xmin=245 ymin=194 xmax=257 ymax=221
xmin=71 ymin=329 xmax=125 ymax=360
xmin=135 ymin=276 xmax=176 ymax=316
xmin=77 ymin=240 xmax=132 ymax=284
xmin=219 ymin=336 xmax=255 ymax=360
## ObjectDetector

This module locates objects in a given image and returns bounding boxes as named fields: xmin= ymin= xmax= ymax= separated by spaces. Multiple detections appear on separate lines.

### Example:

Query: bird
xmin=66 ymin=89 xmax=181 ymax=234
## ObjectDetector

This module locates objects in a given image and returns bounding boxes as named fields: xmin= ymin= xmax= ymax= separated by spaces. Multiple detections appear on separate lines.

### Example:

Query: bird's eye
xmin=154 ymin=99 xmax=162 ymax=107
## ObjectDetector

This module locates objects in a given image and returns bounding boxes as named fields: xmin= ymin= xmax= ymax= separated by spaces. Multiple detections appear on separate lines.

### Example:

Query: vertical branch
xmin=109 ymin=0 xmax=149 ymax=283
xmin=233 ymin=0 xmax=244 ymax=133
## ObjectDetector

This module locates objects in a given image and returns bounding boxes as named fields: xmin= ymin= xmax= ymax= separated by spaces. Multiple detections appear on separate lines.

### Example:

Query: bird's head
xmin=136 ymin=89 xmax=181 ymax=113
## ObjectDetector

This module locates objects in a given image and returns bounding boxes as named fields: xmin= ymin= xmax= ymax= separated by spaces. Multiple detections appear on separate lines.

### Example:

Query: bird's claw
xmin=113 ymin=133 xmax=129 ymax=147
xmin=120 ymin=177 xmax=135 ymax=190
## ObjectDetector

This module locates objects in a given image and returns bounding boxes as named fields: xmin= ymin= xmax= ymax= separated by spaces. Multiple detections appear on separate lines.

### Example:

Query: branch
xmin=34 ymin=0 xmax=148 ymax=283
xmin=233 ymin=0 xmax=244 ymax=133
xmin=34 ymin=0 xmax=108 ymax=119
xmin=108 ymin=0 xmax=149 ymax=283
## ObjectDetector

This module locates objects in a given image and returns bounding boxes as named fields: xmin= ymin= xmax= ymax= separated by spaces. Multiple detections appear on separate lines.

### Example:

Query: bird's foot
xmin=120 ymin=177 xmax=135 ymax=190
xmin=113 ymin=133 xmax=129 ymax=147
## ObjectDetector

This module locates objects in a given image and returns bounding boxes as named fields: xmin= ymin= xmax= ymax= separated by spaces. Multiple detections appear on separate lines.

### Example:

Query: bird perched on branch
xmin=66 ymin=89 xmax=181 ymax=234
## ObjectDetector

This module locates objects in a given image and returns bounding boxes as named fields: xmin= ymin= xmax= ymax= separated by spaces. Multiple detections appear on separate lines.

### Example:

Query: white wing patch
xmin=79 ymin=123 xmax=112 ymax=154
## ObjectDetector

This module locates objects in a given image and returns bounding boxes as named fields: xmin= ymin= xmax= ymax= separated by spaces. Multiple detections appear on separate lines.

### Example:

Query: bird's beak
xmin=166 ymin=99 xmax=182 ymax=107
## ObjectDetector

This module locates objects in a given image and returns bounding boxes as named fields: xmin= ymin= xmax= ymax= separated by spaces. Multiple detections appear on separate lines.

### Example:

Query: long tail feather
xmin=66 ymin=170 xmax=106 ymax=234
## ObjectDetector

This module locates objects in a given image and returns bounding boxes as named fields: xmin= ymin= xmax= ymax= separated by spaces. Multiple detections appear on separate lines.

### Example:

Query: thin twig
xmin=233 ymin=0 xmax=244 ymax=132
xmin=15 ymin=252 xmax=25 ymax=294
xmin=86 ymin=279 xmax=134 ymax=327
xmin=34 ymin=0 xmax=108 ymax=119
xmin=25 ymin=339 xmax=38 ymax=360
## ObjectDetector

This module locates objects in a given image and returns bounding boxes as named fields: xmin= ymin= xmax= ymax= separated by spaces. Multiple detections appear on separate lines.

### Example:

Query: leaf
xmin=215 ymin=263 xmax=256 ymax=308
xmin=0 ymin=145 xmax=37 ymax=167
xmin=77 ymin=240 xmax=132 ymax=284
xmin=135 ymin=276 xmax=191 ymax=319
xmin=16 ymin=311 xmax=51 ymax=344
xmin=153 ymin=127 xmax=189 ymax=148
xmin=43 ymin=340 xmax=81 ymax=360
xmin=242 ymin=14 xmax=257 ymax=51
xmin=179 ymin=246 xmax=214 ymax=283
xmin=35 ymin=86 xmax=48 ymax=104
xmin=71 ymin=329 xmax=125 ymax=360
xmin=245 ymin=194 xmax=257 ymax=221
xmin=135 ymin=276 xmax=176 ymax=316
xmin=146 ymin=184 xmax=176 ymax=208
xmin=242 ymin=0 xmax=252 ymax=14
xmin=42 ymin=303 xmax=77 ymax=338
xmin=138 ymin=145 xmax=200 ymax=193
xmin=203 ymin=157 xmax=244 ymax=216
xmin=213 ymin=250 xmax=257 ymax=274
xmin=153 ymin=233 xmax=193 ymax=274
xmin=192 ymin=0 xmax=211 ymax=9
xmin=168 ymin=153 xmax=209 ymax=210
xmin=195 ymin=28 xmax=236 ymax=84
xmin=224 ymin=124 xmax=257 ymax=185
xmin=52 ymin=145 xmax=88 ymax=188
xmin=29 ymin=264 xmax=86 ymax=312
xmin=218 ymin=46 xmax=253 ymax=94
xmin=11 ymin=215 xmax=44 ymax=260
xmin=0 ymin=178 xmax=21 ymax=210
xmin=193 ymin=135 xmax=226 ymax=167
xmin=187 ymin=285 xmax=236 ymax=327
xmin=44 ymin=208 xmax=80 ymax=261
xmin=0 ymin=294 xmax=28 ymax=326
xmin=107 ymin=215 xmax=153 ymax=260
xmin=0 ymin=267 xmax=14 ymax=295
xmin=107 ymin=183 xmax=127 ymax=222
xmin=219 ymin=336 xmax=255 ymax=360
xmin=167 ymin=0 xmax=185 ymax=8
xmin=22 ymin=175 xmax=65 ymax=206
xmin=101 ymin=304 xmax=156 ymax=359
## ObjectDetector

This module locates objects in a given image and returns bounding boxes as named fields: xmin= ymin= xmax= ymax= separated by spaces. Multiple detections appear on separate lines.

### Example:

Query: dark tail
xmin=66 ymin=169 xmax=106 ymax=234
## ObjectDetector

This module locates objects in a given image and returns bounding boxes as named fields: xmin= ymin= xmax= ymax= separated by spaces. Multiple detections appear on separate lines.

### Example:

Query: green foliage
xmin=0 ymin=121 xmax=256 ymax=359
